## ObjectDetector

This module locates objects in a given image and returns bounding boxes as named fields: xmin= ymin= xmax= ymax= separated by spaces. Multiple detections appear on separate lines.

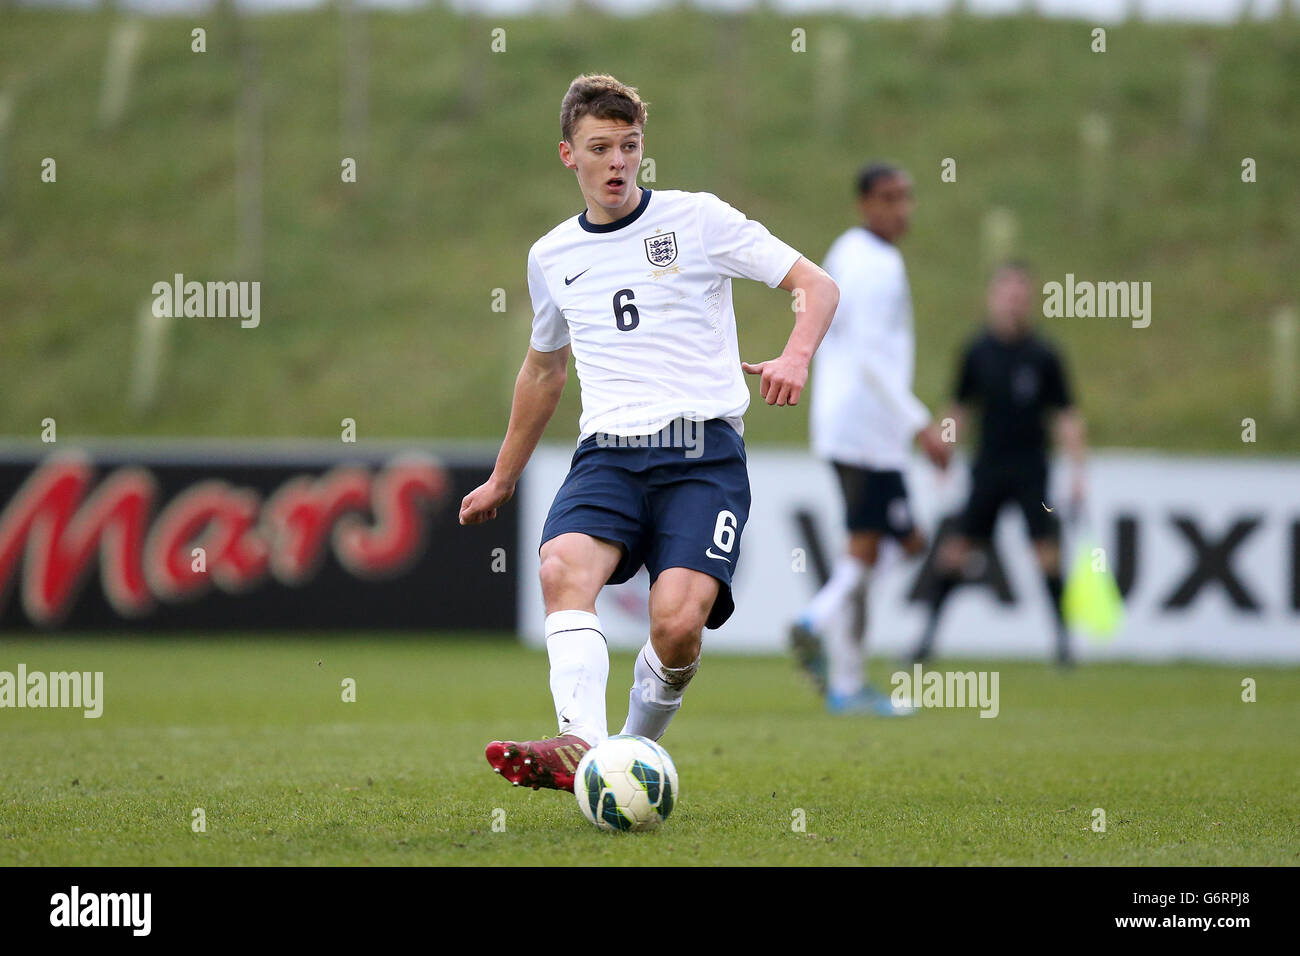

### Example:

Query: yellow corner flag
xmin=1062 ymin=539 xmax=1125 ymax=641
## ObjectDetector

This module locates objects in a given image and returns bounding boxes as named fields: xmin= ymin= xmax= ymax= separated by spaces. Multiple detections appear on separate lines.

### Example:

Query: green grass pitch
xmin=0 ymin=636 xmax=1296 ymax=866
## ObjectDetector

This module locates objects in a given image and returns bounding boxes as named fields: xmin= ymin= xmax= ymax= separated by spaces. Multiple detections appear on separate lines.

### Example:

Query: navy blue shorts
xmin=540 ymin=418 xmax=750 ymax=629
xmin=831 ymin=462 xmax=916 ymax=538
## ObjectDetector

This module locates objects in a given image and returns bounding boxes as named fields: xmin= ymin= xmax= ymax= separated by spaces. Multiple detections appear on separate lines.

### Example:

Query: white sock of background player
xmin=545 ymin=610 xmax=609 ymax=747
xmin=620 ymin=640 xmax=698 ymax=741
xmin=826 ymin=585 xmax=867 ymax=698
xmin=802 ymin=554 xmax=868 ymax=633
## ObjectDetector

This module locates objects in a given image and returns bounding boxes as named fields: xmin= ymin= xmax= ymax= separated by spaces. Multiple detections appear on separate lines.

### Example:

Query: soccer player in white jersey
xmin=459 ymin=74 xmax=839 ymax=791
xmin=789 ymin=163 xmax=950 ymax=715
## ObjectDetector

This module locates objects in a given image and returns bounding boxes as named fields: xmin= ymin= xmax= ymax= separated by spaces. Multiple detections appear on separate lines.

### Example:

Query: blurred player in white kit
xmin=790 ymin=162 xmax=950 ymax=714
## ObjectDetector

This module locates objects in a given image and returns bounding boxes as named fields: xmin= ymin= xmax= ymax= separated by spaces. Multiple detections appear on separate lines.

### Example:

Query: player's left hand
xmin=741 ymin=355 xmax=808 ymax=406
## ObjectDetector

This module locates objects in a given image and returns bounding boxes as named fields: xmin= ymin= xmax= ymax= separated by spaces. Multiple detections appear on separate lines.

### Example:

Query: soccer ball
xmin=574 ymin=734 xmax=678 ymax=832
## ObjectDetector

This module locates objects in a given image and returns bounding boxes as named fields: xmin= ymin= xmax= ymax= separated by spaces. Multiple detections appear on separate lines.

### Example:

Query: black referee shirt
xmin=955 ymin=329 xmax=1073 ymax=465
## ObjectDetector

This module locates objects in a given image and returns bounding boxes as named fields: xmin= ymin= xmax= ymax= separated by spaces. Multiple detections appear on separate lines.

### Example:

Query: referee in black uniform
xmin=912 ymin=262 xmax=1087 ymax=666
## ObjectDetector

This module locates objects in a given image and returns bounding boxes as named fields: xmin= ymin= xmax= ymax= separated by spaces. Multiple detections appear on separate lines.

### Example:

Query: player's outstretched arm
xmin=741 ymin=256 xmax=839 ymax=406
xmin=459 ymin=345 xmax=570 ymax=525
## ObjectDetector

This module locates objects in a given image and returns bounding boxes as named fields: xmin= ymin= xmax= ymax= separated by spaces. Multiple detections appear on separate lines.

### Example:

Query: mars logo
xmin=0 ymin=452 xmax=449 ymax=627
xmin=644 ymin=232 xmax=677 ymax=267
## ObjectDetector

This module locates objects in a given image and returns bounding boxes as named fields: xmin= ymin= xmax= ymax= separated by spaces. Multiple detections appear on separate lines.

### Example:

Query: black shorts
xmin=541 ymin=418 xmax=750 ymax=630
xmin=831 ymin=462 xmax=916 ymax=538
xmin=960 ymin=457 xmax=1060 ymax=541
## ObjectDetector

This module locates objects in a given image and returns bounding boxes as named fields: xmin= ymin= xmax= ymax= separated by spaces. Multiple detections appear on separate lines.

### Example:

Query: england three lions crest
xmin=644 ymin=232 xmax=678 ymax=267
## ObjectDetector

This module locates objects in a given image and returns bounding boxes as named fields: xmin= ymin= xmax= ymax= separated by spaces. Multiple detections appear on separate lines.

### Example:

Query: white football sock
xmin=826 ymin=588 xmax=866 ymax=698
xmin=803 ymin=554 xmax=868 ymax=633
xmin=545 ymin=610 xmax=609 ymax=746
xmin=620 ymin=639 xmax=698 ymax=741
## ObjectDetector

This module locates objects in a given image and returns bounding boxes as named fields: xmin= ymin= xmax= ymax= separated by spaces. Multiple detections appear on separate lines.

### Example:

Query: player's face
xmin=987 ymin=270 xmax=1034 ymax=338
xmin=859 ymin=174 xmax=914 ymax=243
xmin=559 ymin=117 xmax=644 ymax=223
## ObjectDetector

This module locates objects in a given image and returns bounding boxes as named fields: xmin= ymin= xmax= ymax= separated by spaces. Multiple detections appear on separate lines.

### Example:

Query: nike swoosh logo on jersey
xmin=705 ymin=548 xmax=732 ymax=564
xmin=564 ymin=268 xmax=591 ymax=285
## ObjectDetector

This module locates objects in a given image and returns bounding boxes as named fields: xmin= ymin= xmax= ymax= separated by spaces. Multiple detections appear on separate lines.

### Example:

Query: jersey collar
xmin=579 ymin=188 xmax=652 ymax=234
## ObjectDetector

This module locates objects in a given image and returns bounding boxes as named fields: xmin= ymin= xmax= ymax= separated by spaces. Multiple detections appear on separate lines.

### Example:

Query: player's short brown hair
xmin=560 ymin=74 xmax=648 ymax=144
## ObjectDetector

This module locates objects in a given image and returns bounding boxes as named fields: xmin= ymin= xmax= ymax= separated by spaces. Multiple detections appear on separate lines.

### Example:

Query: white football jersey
xmin=810 ymin=226 xmax=931 ymax=470
xmin=528 ymin=188 xmax=802 ymax=441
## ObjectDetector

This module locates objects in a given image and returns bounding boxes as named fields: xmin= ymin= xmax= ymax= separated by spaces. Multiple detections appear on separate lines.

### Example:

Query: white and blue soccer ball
xmin=575 ymin=734 xmax=678 ymax=832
